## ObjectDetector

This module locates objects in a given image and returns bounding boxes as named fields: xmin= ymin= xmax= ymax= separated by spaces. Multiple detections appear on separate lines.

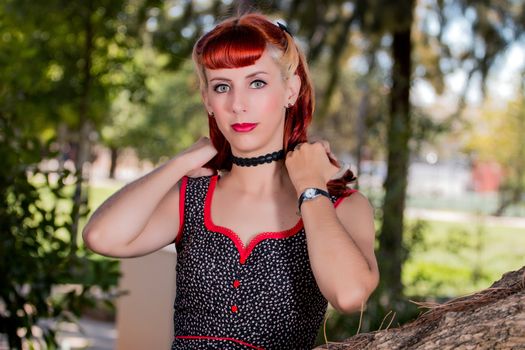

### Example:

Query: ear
xmin=286 ymin=73 xmax=301 ymax=105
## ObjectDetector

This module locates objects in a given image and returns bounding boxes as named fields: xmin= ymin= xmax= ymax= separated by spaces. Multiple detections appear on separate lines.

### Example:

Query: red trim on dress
xmin=175 ymin=335 xmax=265 ymax=350
xmin=204 ymin=175 xmax=304 ymax=265
xmin=334 ymin=189 xmax=358 ymax=208
xmin=175 ymin=176 xmax=189 ymax=245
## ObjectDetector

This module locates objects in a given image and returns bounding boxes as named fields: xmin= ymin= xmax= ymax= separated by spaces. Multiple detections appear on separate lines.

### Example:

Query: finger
xmin=319 ymin=140 xmax=330 ymax=153
xmin=320 ymin=143 xmax=337 ymax=161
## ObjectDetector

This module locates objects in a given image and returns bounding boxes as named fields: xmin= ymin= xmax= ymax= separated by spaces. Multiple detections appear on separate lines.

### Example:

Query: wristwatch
xmin=297 ymin=188 xmax=330 ymax=216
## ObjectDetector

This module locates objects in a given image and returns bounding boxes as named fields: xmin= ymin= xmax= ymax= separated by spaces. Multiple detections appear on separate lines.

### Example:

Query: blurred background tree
xmin=0 ymin=0 xmax=144 ymax=347
xmin=0 ymin=117 xmax=120 ymax=348
xmin=0 ymin=0 xmax=150 ymax=246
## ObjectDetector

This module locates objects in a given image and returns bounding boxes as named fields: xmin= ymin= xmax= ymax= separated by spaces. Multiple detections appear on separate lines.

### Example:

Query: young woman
xmin=83 ymin=13 xmax=379 ymax=350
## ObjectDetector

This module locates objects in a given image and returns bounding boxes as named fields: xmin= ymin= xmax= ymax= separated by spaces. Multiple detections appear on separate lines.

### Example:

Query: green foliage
xmin=404 ymin=219 xmax=525 ymax=297
xmin=0 ymin=0 xmax=146 ymax=140
xmin=105 ymin=59 xmax=208 ymax=163
xmin=149 ymin=1 xmax=239 ymax=71
xmin=309 ymin=57 xmax=389 ymax=159
xmin=0 ymin=117 xmax=119 ymax=348
xmin=0 ymin=0 xmax=162 ymax=220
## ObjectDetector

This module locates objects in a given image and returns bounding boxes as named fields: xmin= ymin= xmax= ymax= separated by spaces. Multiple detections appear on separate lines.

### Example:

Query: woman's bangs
xmin=201 ymin=27 xmax=267 ymax=69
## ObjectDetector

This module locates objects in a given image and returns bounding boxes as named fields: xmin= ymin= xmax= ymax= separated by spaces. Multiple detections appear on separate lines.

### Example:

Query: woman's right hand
xmin=83 ymin=136 xmax=218 ymax=258
xmin=177 ymin=136 xmax=218 ymax=177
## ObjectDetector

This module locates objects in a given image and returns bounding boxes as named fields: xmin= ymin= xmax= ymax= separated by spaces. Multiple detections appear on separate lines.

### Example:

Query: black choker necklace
xmin=231 ymin=150 xmax=285 ymax=167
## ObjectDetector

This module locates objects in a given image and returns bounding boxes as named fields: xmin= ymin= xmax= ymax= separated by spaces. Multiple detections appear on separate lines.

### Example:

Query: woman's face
xmin=202 ymin=49 xmax=300 ymax=157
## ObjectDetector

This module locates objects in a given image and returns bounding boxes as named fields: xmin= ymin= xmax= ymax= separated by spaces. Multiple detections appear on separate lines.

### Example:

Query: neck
xmin=221 ymin=160 xmax=292 ymax=196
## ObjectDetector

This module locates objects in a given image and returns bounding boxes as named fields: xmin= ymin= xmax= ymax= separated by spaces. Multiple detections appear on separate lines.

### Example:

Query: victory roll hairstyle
xmin=192 ymin=13 xmax=355 ymax=195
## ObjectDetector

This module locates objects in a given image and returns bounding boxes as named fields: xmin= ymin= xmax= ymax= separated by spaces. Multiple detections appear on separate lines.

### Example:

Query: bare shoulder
xmin=336 ymin=191 xmax=374 ymax=215
xmin=335 ymin=191 xmax=376 ymax=240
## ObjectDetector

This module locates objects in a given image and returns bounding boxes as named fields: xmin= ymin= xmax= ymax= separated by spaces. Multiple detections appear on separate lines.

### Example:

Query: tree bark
xmin=315 ymin=266 xmax=525 ymax=349
xmin=355 ymin=86 xmax=368 ymax=191
xmin=71 ymin=3 xmax=94 ymax=252
xmin=109 ymin=146 xmax=118 ymax=179
xmin=377 ymin=19 xmax=414 ymax=302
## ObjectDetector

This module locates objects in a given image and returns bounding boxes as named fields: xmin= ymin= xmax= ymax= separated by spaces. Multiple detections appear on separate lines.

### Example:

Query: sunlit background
xmin=1 ymin=0 xmax=524 ymax=348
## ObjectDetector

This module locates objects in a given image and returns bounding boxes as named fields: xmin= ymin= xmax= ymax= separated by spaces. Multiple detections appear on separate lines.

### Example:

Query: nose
xmin=231 ymin=88 xmax=247 ymax=114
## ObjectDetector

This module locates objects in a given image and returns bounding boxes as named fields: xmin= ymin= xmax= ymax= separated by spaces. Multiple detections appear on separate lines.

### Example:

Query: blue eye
xmin=213 ymin=84 xmax=229 ymax=93
xmin=250 ymin=80 xmax=266 ymax=89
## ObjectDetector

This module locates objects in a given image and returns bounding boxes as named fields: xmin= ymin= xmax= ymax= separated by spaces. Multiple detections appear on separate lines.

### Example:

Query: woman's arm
xmin=82 ymin=137 xmax=217 ymax=258
xmin=286 ymin=142 xmax=379 ymax=314
xmin=300 ymin=191 xmax=379 ymax=314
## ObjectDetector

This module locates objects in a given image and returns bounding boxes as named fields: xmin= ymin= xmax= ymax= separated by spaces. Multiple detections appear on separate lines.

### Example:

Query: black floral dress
xmin=171 ymin=175 xmax=355 ymax=350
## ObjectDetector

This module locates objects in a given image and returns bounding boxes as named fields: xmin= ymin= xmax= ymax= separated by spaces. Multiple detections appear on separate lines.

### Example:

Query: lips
xmin=231 ymin=123 xmax=258 ymax=132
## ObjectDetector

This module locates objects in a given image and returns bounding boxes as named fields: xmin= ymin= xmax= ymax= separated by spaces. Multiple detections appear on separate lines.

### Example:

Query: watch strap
xmin=297 ymin=188 xmax=331 ymax=216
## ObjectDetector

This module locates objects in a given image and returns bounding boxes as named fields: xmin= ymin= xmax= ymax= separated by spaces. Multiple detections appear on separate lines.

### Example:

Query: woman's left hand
xmin=285 ymin=140 xmax=340 ymax=197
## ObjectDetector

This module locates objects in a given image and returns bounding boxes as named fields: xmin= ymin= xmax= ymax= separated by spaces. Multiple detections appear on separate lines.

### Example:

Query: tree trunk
xmin=355 ymin=86 xmax=368 ymax=191
xmin=315 ymin=266 xmax=525 ymax=349
xmin=377 ymin=19 xmax=414 ymax=302
xmin=57 ymin=123 xmax=68 ymax=171
xmin=109 ymin=146 xmax=118 ymax=179
xmin=319 ymin=15 xmax=354 ymax=119
xmin=495 ymin=185 xmax=524 ymax=216
xmin=355 ymin=51 xmax=377 ymax=190
xmin=71 ymin=3 xmax=94 ymax=252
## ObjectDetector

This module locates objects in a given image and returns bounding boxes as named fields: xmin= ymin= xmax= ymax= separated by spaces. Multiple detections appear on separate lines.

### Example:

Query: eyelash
xmin=212 ymin=79 xmax=267 ymax=93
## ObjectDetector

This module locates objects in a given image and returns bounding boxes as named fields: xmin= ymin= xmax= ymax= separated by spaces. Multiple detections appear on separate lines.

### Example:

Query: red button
xmin=233 ymin=280 xmax=240 ymax=288
xmin=231 ymin=305 xmax=238 ymax=313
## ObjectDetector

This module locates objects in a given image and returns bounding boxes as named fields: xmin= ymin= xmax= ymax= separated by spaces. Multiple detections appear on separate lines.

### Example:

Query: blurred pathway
xmin=0 ymin=317 xmax=115 ymax=350
xmin=56 ymin=317 xmax=116 ymax=350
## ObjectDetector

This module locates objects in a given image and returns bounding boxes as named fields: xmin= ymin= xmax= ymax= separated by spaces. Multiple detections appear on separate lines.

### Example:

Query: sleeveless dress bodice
xmin=171 ymin=175 xmax=354 ymax=350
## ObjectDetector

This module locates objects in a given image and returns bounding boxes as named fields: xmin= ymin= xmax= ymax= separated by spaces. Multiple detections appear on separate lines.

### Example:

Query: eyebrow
xmin=208 ymin=71 xmax=270 ymax=83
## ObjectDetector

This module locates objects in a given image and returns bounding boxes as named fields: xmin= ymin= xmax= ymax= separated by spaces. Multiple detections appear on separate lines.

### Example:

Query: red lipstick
xmin=231 ymin=123 xmax=258 ymax=132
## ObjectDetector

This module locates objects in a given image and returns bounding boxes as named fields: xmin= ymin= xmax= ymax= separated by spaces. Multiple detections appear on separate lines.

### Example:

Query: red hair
xmin=192 ymin=13 xmax=355 ymax=196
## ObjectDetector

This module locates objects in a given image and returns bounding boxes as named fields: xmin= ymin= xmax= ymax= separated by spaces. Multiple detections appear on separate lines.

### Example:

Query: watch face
xmin=304 ymin=188 xmax=318 ymax=199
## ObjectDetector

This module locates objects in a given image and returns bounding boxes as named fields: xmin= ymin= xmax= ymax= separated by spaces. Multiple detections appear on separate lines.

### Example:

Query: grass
xmin=403 ymin=219 xmax=525 ymax=297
